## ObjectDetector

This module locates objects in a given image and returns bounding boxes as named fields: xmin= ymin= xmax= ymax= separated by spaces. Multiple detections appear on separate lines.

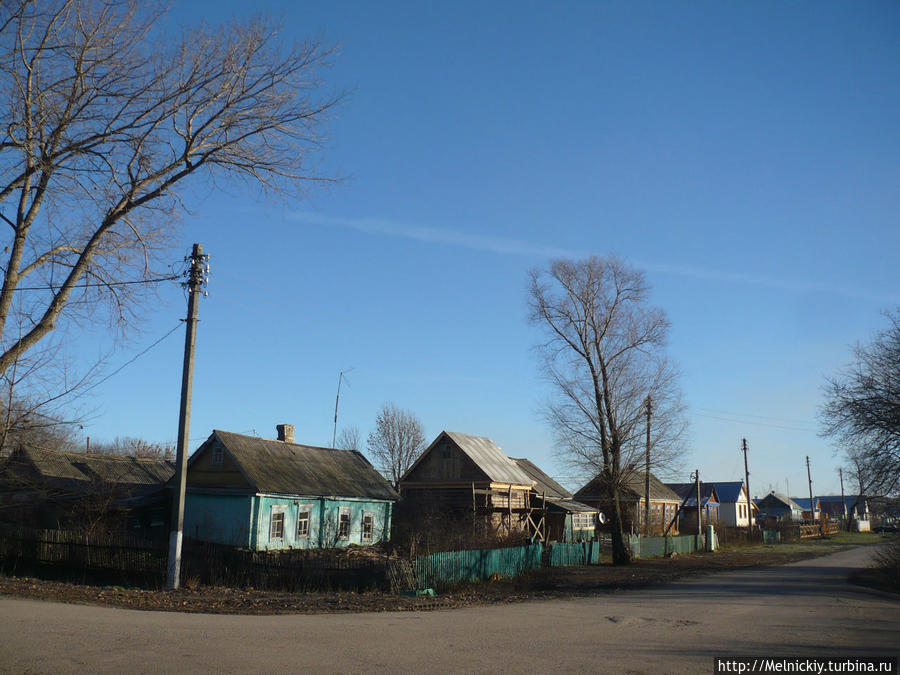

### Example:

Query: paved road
xmin=1 ymin=546 xmax=897 ymax=673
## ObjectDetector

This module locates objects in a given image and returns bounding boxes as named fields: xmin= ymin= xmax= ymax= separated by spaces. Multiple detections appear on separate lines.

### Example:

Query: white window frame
xmin=572 ymin=513 xmax=594 ymax=529
xmin=270 ymin=505 xmax=286 ymax=541
xmin=297 ymin=505 xmax=312 ymax=539
xmin=338 ymin=506 xmax=351 ymax=540
xmin=361 ymin=511 xmax=375 ymax=542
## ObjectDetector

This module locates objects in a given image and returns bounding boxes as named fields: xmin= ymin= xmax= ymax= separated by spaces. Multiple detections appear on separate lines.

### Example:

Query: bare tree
xmin=366 ymin=404 xmax=425 ymax=488
xmin=335 ymin=425 xmax=361 ymax=452
xmin=0 ymin=1 xmax=338 ymax=410
xmin=88 ymin=436 xmax=173 ymax=460
xmin=0 ymin=338 xmax=94 ymax=453
xmin=529 ymin=256 xmax=687 ymax=565
xmin=0 ymin=397 xmax=77 ymax=455
xmin=821 ymin=310 xmax=900 ymax=499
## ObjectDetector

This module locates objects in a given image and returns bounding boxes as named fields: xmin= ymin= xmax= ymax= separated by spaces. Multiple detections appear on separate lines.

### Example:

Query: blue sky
xmin=75 ymin=1 xmax=899 ymax=498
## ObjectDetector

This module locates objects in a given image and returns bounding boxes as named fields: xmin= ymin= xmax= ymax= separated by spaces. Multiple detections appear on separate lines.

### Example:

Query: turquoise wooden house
xmin=183 ymin=426 xmax=398 ymax=550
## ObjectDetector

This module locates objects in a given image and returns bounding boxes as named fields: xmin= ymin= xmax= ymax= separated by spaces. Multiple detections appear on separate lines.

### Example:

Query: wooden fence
xmin=799 ymin=521 xmax=840 ymax=539
xmin=547 ymin=540 xmax=605 ymax=567
xmin=629 ymin=533 xmax=704 ymax=559
xmin=414 ymin=542 xmax=542 ymax=589
xmin=0 ymin=526 xmax=385 ymax=591
xmin=0 ymin=525 xmax=167 ymax=581
xmin=0 ymin=521 xmax=844 ymax=593
xmin=180 ymin=540 xmax=386 ymax=591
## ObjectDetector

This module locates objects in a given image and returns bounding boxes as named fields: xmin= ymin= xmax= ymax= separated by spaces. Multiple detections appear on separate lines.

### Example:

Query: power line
xmin=693 ymin=412 xmax=818 ymax=432
xmin=10 ymin=274 xmax=182 ymax=292
xmin=694 ymin=406 xmax=815 ymax=426
xmin=74 ymin=323 xmax=183 ymax=398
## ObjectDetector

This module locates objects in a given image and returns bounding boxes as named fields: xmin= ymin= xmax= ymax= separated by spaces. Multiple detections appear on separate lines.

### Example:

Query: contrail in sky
xmin=290 ymin=211 xmax=898 ymax=304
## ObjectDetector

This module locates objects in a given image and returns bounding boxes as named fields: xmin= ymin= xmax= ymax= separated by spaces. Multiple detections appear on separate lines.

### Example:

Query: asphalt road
xmin=0 ymin=546 xmax=897 ymax=674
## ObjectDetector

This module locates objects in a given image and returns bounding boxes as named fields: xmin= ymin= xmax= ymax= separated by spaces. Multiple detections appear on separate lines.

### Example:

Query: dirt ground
xmin=0 ymin=536 xmax=891 ymax=615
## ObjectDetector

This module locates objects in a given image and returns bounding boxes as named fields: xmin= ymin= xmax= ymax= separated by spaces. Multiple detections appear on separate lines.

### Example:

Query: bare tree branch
xmin=0 ymin=0 xmax=339 ymax=424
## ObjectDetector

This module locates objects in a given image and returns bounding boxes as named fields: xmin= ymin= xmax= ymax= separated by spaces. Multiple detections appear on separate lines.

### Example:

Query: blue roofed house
xmin=182 ymin=425 xmax=398 ymax=550
xmin=711 ymin=481 xmax=757 ymax=528
xmin=665 ymin=482 xmax=719 ymax=533
xmin=791 ymin=497 xmax=820 ymax=522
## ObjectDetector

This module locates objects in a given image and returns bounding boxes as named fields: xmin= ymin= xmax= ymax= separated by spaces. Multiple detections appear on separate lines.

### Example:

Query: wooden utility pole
xmin=806 ymin=455 xmax=815 ymax=524
xmin=742 ymin=438 xmax=752 ymax=533
xmin=644 ymin=395 xmax=652 ymax=536
xmin=695 ymin=469 xmax=702 ymax=538
xmin=167 ymin=244 xmax=209 ymax=590
xmin=839 ymin=467 xmax=846 ymax=519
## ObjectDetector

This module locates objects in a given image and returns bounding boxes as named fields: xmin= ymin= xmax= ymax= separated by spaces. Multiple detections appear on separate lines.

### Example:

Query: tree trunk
xmin=610 ymin=490 xmax=633 ymax=565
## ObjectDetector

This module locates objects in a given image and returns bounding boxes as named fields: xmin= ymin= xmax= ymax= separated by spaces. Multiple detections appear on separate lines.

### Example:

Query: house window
xmin=297 ymin=507 xmax=311 ymax=539
xmin=362 ymin=512 xmax=374 ymax=542
xmin=270 ymin=506 xmax=286 ymax=541
xmin=663 ymin=504 xmax=675 ymax=527
xmin=572 ymin=513 xmax=594 ymax=529
xmin=211 ymin=445 xmax=224 ymax=466
xmin=338 ymin=507 xmax=351 ymax=540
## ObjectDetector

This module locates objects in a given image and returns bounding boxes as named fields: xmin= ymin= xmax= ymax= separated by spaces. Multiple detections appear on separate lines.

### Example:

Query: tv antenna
xmin=332 ymin=367 xmax=354 ymax=448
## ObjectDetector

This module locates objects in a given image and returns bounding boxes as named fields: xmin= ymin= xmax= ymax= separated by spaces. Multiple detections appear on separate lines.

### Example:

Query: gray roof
xmin=1 ymin=446 xmax=174 ymax=486
xmin=508 ymin=458 xmax=599 ymax=514
xmin=442 ymin=431 xmax=534 ymax=486
xmin=758 ymin=492 xmax=804 ymax=511
xmin=204 ymin=430 xmax=398 ymax=501
xmin=550 ymin=499 xmax=600 ymax=514
xmin=575 ymin=470 xmax=681 ymax=503
xmin=510 ymin=458 xmax=572 ymax=500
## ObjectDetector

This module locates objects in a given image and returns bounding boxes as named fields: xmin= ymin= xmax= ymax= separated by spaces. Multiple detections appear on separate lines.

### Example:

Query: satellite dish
xmin=597 ymin=512 xmax=607 ymax=524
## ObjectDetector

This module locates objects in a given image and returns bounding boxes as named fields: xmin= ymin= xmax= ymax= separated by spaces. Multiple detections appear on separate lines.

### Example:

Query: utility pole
xmin=839 ymin=467 xmax=846 ymax=519
xmin=692 ymin=469 xmax=701 ymax=541
xmin=742 ymin=438 xmax=752 ymax=534
xmin=644 ymin=395 xmax=652 ymax=536
xmin=167 ymin=244 xmax=209 ymax=590
xmin=806 ymin=455 xmax=815 ymax=524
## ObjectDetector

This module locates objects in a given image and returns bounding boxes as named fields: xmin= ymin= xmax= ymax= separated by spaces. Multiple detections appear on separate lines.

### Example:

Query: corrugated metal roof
xmin=550 ymin=499 xmax=599 ymax=514
xmin=1 ymin=446 xmax=173 ymax=485
xmin=211 ymin=430 xmax=398 ymax=501
xmin=443 ymin=431 xmax=534 ymax=486
xmin=510 ymin=458 xmax=571 ymax=499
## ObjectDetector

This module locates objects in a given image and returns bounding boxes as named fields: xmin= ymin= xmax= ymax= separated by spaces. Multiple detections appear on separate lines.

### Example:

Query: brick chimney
xmin=276 ymin=424 xmax=295 ymax=444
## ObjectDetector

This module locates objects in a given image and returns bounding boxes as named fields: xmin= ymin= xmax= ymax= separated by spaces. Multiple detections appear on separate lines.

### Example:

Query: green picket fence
xmin=414 ymin=542 xmax=542 ymax=588
xmin=629 ymin=534 xmax=702 ymax=559
xmin=547 ymin=541 xmax=601 ymax=567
